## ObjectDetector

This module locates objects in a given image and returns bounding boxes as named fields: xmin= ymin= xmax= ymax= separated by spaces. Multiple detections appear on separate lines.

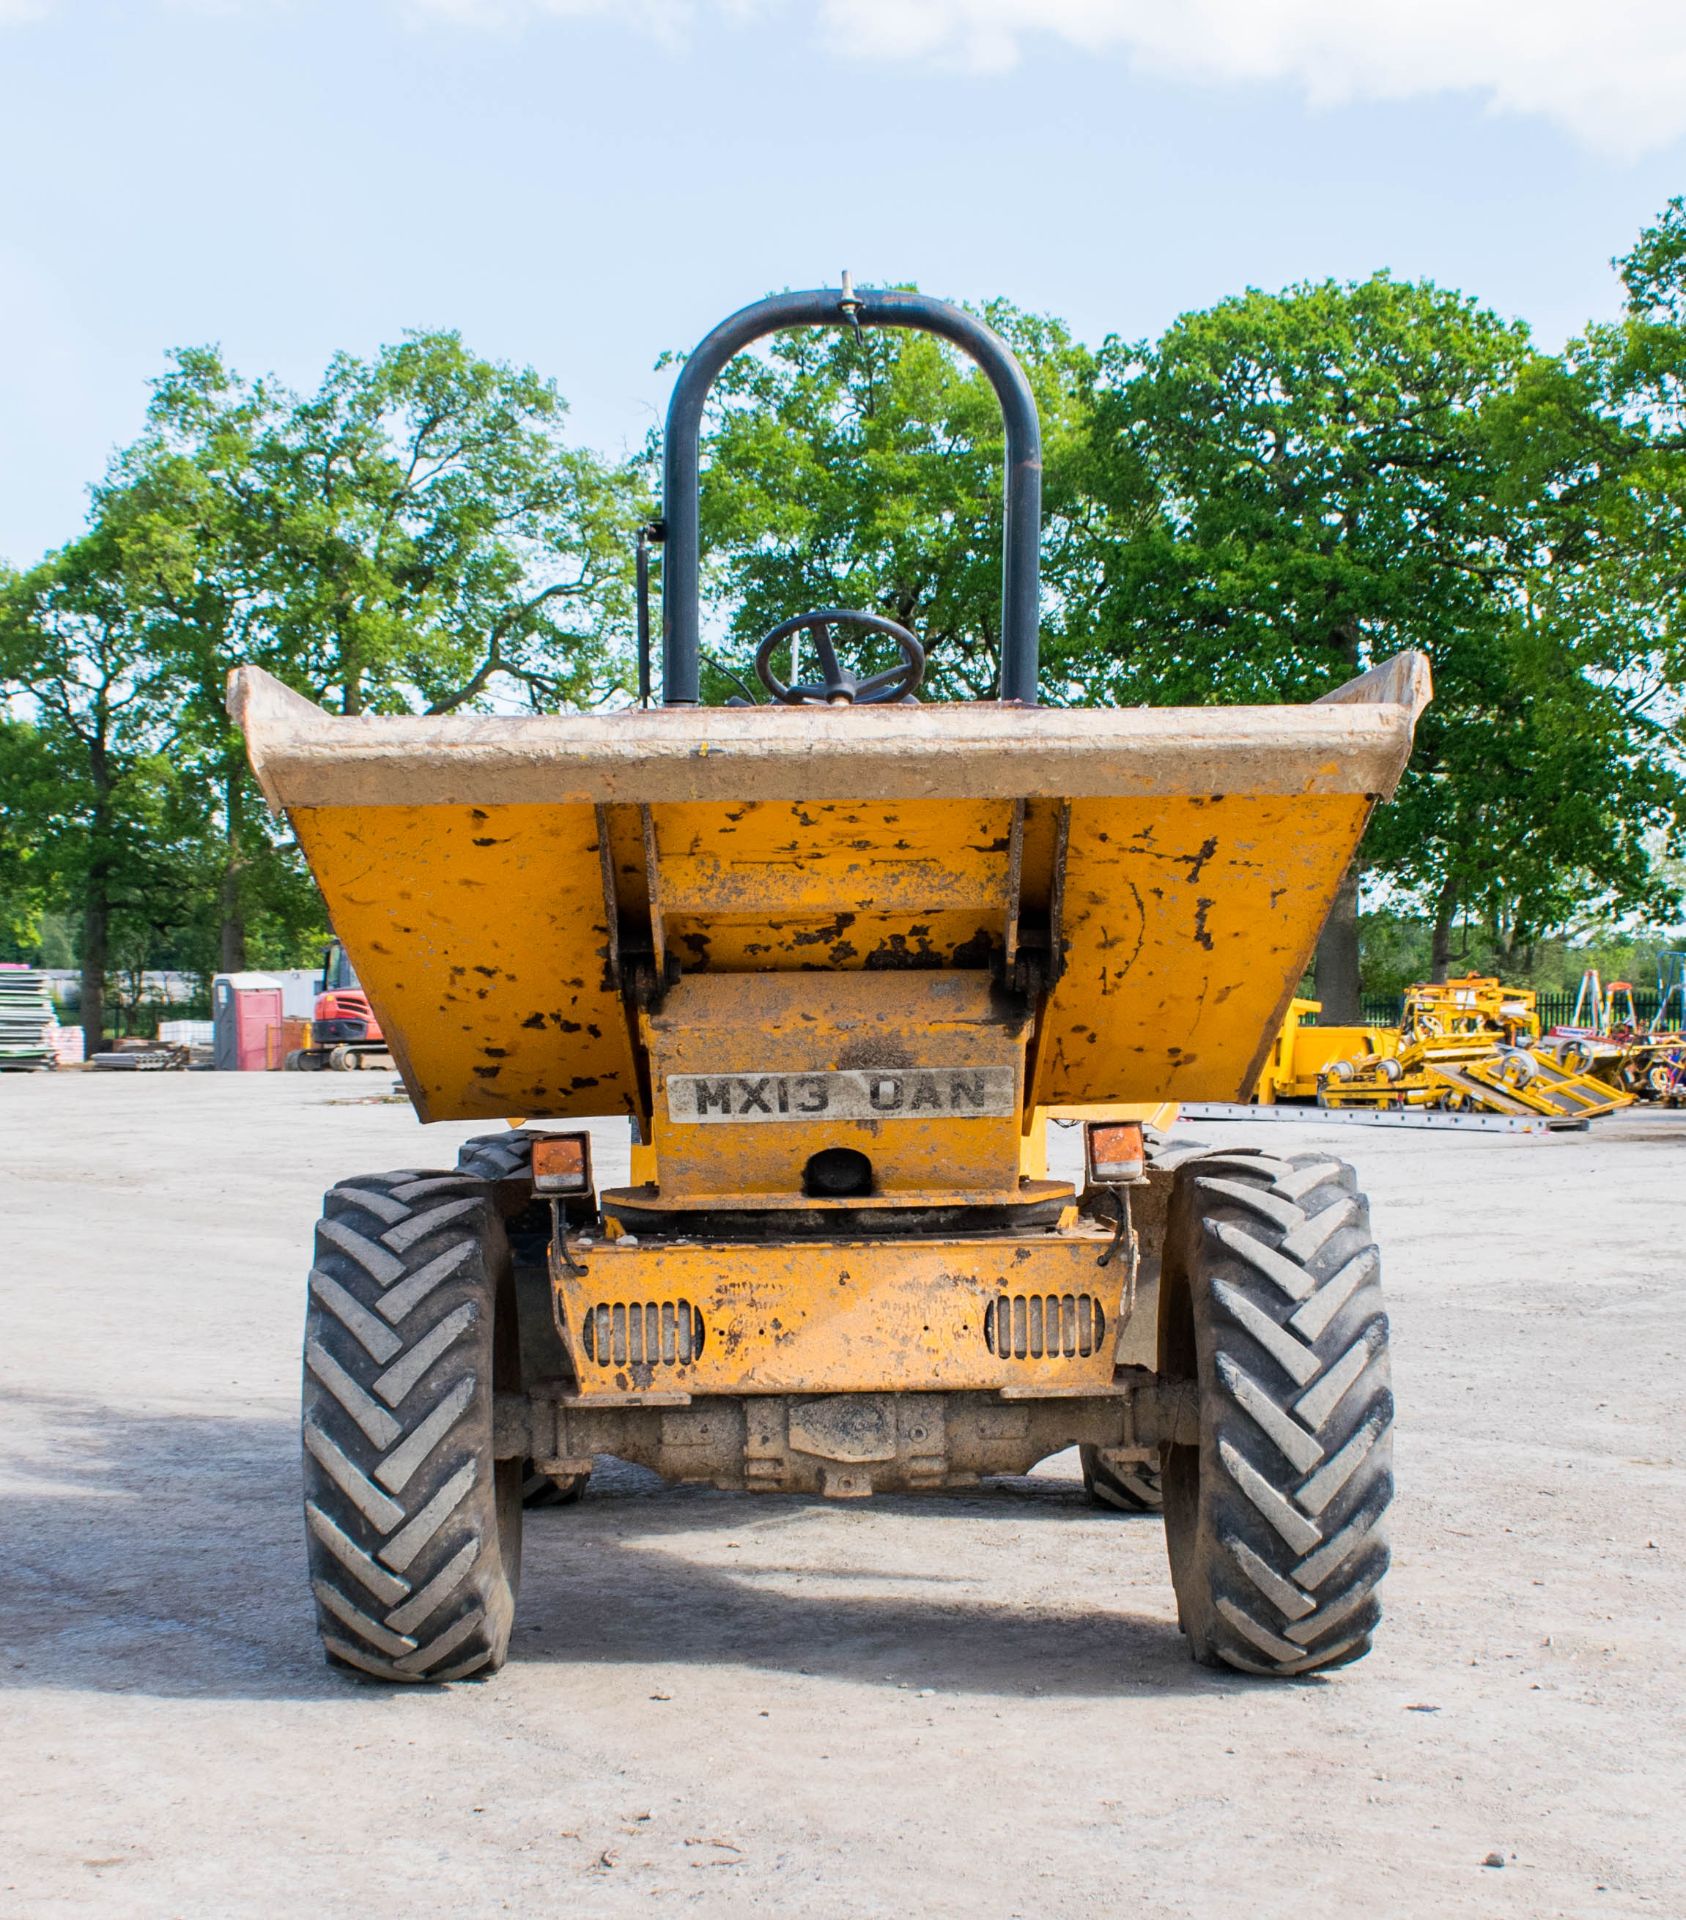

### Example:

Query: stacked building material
xmin=0 ymin=965 xmax=56 ymax=1070
xmin=158 ymin=1019 xmax=215 ymax=1048
xmin=158 ymin=1018 xmax=216 ymax=1068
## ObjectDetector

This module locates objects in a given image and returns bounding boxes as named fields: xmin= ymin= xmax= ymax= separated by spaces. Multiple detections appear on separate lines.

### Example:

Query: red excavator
xmin=287 ymin=939 xmax=391 ymax=1071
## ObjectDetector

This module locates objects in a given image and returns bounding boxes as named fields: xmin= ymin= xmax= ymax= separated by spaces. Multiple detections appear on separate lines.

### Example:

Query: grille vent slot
xmin=580 ymin=1300 xmax=705 ymax=1368
xmin=984 ymin=1292 xmax=1106 ymax=1360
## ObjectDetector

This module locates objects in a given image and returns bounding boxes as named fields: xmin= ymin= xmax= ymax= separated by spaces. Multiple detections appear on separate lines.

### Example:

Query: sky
xmin=3 ymin=0 xmax=1686 ymax=566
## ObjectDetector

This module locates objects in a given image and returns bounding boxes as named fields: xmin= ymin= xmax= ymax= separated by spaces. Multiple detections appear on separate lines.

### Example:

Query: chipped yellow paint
xmin=289 ymin=789 xmax=1369 ymax=1137
xmin=243 ymin=653 xmax=1428 ymax=1407
xmin=554 ymin=1232 xmax=1124 ymax=1396
xmin=1032 ymin=794 xmax=1372 ymax=1106
xmin=642 ymin=971 xmax=1031 ymax=1198
xmin=291 ymin=803 xmax=640 ymax=1123
xmin=652 ymin=797 xmax=1015 ymax=972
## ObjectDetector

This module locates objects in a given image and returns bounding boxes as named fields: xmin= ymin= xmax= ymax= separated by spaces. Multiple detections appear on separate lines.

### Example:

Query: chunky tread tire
xmin=454 ymin=1127 xmax=546 ymax=1185
xmin=1079 ymin=1445 xmax=1164 ymax=1512
xmin=302 ymin=1171 xmax=522 ymax=1682
xmin=1159 ymin=1148 xmax=1392 ymax=1676
xmin=453 ymin=1130 xmax=591 ymax=1510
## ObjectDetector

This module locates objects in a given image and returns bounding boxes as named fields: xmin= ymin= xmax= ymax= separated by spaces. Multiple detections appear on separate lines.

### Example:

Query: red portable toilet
xmin=211 ymin=972 xmax=284 ymax=1071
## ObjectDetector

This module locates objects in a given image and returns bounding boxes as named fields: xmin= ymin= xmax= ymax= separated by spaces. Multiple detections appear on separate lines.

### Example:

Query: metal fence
xmin=101 ymin=997 xmax=214 ymax=1039
xmin=1339 ymin=990 xmax=1666 ymax=1030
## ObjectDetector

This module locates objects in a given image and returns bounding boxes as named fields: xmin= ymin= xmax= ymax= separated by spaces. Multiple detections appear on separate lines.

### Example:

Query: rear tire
xmin=521 ymin=1464 xmax=585 ymax=1508
xmin=455 ymin=1127 xmax=546 ymax=1185
xmin=302 ymin=1171 xmax=523 ymax=1682
xmin=455 ymin=1129 xmax=591 ymax=1509
xmin=1079 ymin=1445 xmax=1163 ymax=1512
xmin=1159 ymin=1149 xmax=1392 ymax=1676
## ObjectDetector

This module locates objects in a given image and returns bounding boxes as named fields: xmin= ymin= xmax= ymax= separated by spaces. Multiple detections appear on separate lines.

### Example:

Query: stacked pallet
xmin=0 ymin=965 xmax=56 ymax=1071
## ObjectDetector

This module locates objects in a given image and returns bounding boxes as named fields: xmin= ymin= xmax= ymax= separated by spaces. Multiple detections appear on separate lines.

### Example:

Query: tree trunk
xmin=81 ymin=742 xmax=113 ymax=1057
xmin=220 ymin=764 xmax=247 ymax=973
xmin=1312 ymin=619 xmax=1365 ymax=1023
xmin=1314 ymin=861 xmax=1362 ymax=1023
xmin=1429 ymin=875 xmax=1458 ymax=983
xmin=341 ymin=643 xmax=363 ymax=717
xmin=80 ymin=890 xmax=108 ymax=1058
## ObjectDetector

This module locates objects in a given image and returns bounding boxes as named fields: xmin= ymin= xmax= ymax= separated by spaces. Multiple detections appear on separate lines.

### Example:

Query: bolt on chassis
xmin=230 ymin=284 xmax=1430 ymax=1683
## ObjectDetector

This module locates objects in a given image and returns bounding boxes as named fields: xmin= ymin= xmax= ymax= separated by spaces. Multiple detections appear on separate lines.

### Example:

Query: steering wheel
xmin=753 ymin=609 xmax=925 ymax=706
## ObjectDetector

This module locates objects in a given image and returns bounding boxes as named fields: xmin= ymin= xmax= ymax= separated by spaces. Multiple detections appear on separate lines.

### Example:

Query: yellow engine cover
xmin=555 ymin=1231 xmax=1123 ymax=1396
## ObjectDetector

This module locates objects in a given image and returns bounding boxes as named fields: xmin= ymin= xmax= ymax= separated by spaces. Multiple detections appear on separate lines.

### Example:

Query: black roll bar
xmin=659 ymin=285 xmax=1043 ymax=706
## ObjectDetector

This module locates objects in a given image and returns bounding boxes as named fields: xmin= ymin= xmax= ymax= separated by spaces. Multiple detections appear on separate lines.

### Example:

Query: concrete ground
xmin=1 ymin=1073 xmax=1682 ymax=1919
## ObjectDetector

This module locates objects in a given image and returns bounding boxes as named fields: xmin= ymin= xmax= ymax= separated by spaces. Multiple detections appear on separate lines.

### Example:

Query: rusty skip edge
xmin=226 ymin=652 xmax=1432 ymax=813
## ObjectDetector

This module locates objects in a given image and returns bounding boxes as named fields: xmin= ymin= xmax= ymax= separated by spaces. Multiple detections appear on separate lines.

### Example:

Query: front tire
xmin=1159 ymin=1150 xmax=1393 ymax=1676
xmin=302 ymin=1171 xmax=523 ymax=1682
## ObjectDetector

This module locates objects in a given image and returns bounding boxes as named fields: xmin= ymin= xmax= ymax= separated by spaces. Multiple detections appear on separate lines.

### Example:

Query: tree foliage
xmin=0 ymin=713 xmax=52 ymax=957
xmin=0 ymin=523 xmax=199 ymax=1046
xmin=132 ymin=333 xmax=644 ymax=721
xmin=1078 ymin=274 xmax=1636 ymax=1010
xmin=4 ymin=233 xmax=1685 ymax=1035
xmin=1 ymin=331 xmax=642 ymax=1026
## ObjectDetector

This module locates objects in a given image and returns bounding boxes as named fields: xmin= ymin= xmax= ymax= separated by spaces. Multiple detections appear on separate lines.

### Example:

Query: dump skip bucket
xmin=231 ymin=651 xmax=1429 ymax=1125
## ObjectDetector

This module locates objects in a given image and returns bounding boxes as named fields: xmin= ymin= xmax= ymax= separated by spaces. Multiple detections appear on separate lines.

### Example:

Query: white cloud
xmin=8 ymin=0 xmax=1685 ymax=158
xmin=814 ymin=0 xmax=1686 ymax=160
xmin=426 ymin=0 xmax=1686 ymax=159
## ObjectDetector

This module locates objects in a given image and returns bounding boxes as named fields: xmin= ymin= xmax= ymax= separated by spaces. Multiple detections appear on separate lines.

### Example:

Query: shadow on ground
xmin=1 ymin=1395 xmax=1258 ymax=1706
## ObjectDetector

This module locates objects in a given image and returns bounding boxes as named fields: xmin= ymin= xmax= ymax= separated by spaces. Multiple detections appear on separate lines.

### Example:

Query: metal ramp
xmin=1456 ymin=1049 xmax=1632 ymax=1121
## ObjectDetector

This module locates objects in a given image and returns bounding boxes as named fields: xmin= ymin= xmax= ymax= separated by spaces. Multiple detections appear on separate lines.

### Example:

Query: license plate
xmin=666 ymin=1066 xmax=1016 ymax=1124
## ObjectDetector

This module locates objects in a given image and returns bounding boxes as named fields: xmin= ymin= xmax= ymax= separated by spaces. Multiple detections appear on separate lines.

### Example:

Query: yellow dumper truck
xmin=232 ymin=286 xmax=1428 ymax=1683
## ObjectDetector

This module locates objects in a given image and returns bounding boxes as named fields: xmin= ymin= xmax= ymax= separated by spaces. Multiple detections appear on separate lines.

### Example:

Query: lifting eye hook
xmin=839 ymin=269 xmax=863 ymax=335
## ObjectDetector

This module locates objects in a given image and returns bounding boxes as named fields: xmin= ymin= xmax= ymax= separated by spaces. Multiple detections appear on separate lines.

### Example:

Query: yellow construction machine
xmin=1318 ymin=975 xmax=1631 ymax=1121
xmin=1255 ymin=997 xmax=1398 ymax=1103
xmin=233 ymin=285 xmax=1430 ymax=1683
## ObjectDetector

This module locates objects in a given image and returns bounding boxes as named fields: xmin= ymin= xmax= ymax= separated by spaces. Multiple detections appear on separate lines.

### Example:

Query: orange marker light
xmin=532 ymin=1132 xmax=593 ymax=1195
xmin=1084 ymin=1121 xmax=1145 ymax=1185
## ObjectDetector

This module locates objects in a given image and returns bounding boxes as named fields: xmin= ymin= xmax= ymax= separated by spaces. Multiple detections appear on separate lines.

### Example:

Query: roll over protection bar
xmin=659 ymin=285 xmax=1044 ymax=707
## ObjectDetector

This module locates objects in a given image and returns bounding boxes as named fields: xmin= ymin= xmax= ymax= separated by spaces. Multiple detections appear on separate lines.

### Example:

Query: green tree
xmin=1458 ymin=203 xmax=1686 ymax=967
xmin=113 ymin=330 xmax=646 ymax=967
xmin=1083 ymin=273 xmax=1681 ymax=1015
xmin=0 ymin=527 xmax=189 ymax=1052
xmin=0 ymin=713 xmax=52 ymax=959
xmin=98 ymin=352 xmax=302 ymax=974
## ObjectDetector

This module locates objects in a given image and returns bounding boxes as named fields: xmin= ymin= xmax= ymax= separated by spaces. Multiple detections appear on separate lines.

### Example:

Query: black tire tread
xmin=1161 ymin=1148 xmax=1392 ymax=1677
xmin=1079 ymin=1445 xmax=1164 ymax=1512
xmin=454 ymin=1128 xmax=545 ymax=1185
xmin=302 ymin=1170 xmax=520 ymax=1683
